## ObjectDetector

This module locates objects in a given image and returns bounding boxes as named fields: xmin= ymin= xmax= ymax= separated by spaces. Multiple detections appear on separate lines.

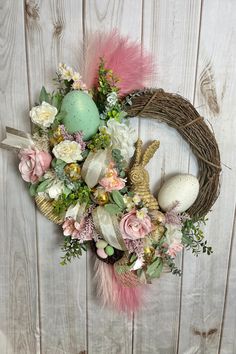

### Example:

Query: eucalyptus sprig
xmin=60 ymin=237 xmax=87 ymax=265
xmin=181 ymin=217 xmax=213 ymax=256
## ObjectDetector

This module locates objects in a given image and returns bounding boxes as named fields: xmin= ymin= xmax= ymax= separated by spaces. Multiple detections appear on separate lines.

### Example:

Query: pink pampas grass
xmin=82 ymin=30 xmax=154 ymax=96
xmin=94 ymin=257 xmax=143 ymax=313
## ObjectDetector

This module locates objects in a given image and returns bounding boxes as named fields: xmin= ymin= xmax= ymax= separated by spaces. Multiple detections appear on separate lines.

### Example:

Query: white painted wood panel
xmin=0 ymin=0 xmax=40 ymax=353
xmin=25 ymin=1 xmax=87 ymax=353
xmin=178 ymin=0 xmax=236 ymax=353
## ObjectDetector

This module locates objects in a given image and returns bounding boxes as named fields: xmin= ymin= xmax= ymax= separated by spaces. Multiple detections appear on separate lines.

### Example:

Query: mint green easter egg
xmin=61 ymin=91 xmax=100 ymax=140
xmin=105 ymin=245 xmax=114 ymax=256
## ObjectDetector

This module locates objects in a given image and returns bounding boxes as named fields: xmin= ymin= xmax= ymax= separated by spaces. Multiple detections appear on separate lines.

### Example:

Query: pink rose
xmin=120 ymin=210 xmax=153 ymax=240
xmin=167 ymin=241 xmax=183 ymax=257
xmin=19 ymin=147 xmax=52 ymax=183
xmin=99 ymin=166 xmax=126 ymax=192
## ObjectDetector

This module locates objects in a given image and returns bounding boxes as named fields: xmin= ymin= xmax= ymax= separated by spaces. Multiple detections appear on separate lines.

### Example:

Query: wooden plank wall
xmin=0 ymin=0 xmax=235 ymax=353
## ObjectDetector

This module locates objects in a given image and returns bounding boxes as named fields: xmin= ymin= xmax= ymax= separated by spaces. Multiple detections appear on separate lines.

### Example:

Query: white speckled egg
xmin=157 ymin=174 xmax=200 ymax=213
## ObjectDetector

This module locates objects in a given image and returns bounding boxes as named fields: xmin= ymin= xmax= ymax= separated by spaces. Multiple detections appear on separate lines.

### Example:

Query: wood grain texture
xmin=83 ymin=1 xmax=142 ymax=353
xmin=0 ymin=0 xmax=40 ymax=353
xmin=25 ymin=1 xmax=87 ymax=353
xmin=133 ymin=1 xmax=202 ymax=353
xmin=178 ymin=1 xmax=236 ymax=353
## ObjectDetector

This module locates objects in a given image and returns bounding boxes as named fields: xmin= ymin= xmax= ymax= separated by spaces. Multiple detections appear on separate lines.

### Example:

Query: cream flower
xmin=105 ymin=119 xmax=137 ymax=161
xmin=30 ymin=101 xmax=57 ymax=128
xmin=46 ymin=180 xmax=64 ymax=200
xmin=58 ymin=63 xmax=74 ymax=81
xmin=52 ymin=140 xmax=83 ymax=163
xmin=133 ymin=194 xmax=141 ymax=205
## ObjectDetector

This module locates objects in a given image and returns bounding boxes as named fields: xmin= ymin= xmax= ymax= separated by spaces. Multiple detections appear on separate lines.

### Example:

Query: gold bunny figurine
xmin=129 ymin=138 xmax=160 ymax=210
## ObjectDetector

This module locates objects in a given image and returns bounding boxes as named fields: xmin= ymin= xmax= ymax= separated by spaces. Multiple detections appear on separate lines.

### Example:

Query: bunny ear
xmin=141 ymin=140 xmax=160 ymax=167
xmin=133 ymin=138 xmax=143 ymax=165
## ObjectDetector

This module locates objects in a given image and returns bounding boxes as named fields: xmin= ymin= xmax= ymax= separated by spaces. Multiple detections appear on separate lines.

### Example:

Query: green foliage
xmin=53 ymin=185 xmax=91 ymax=216
xmin=146 ymin=257 xmax=163 ymax=279
xmin=111 ymin=190 xmax=126 ymax=210
xmin=29 ymin=183 xmax=39 ymax=197
xmin=60 ymin=237 xmax=87 ymax=265
xmin=36 ymin=179 xmax=52 ymax=193
xmin=182 ymin=217 xmax=213 ymax=256
xmin=112 ymin=149 xmax=127 ymax=178
xmin=95 ymin=58 xmax=119 ymax=112
xmin=165 ymin=257 xmax=182 ymax=276
xmin=104 ymin=190 xmax=126 ymax=215
xmin=104 ymin=203 xmax=121 ymax=215
xmin=51 ymin=92 xmax=63 ymax=111
xmin=87 ymin=127 xmax=111 ymax=151
xmin=39 ymin=86 xmax=50 ymax=104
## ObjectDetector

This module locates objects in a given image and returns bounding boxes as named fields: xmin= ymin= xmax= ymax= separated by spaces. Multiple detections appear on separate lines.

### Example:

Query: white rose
xmin=107 ymin=92 xmax=118 ymax=106
xmin=165 ymin=224 xmax=182 ymax=245
xmin=52 ymin=140 xmax=83 ymax=163
xmin=105 ymin=119 xmax=137 ymax=161
xmin=46 ymin=180 xmax=64 ymax=200
xmin=30 ymin=101 xmax=57 ymax=128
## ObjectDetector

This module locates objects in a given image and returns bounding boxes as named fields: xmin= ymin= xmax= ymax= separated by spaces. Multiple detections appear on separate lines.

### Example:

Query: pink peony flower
xmin=120 ymin=210 xmax=153 ymax=240
xmin=167 ymin=241 xmax=183 ymax=257
xmin=99 ymin=165 xmax=126 ymax=192
xmin=62 ymin=216 xmax=95 ymax=242
xmin=62 ymin=218 xmax=82 ymax=238
xmin=18 ymin=147 xmax=52 ymax=183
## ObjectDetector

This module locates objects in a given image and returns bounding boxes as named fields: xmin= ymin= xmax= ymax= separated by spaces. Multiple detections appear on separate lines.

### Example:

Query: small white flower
xmin=104 ymin=119 xmax=137 ymax=161
xmin=133 ymin=194 xmax=141 ymax=205
xmin=72 ymin=71 xmax=81 ymax=82
xmin=30 ymin=101 xmax=57 ymax=128
xmin=123 ymin=195 xmax=135 ymax=211
xmin=58 ymin=63 xmax=74 ymax=81
xmin=136 ymin=207 xmax=148 ymax=220
xmin=46 ymin=180 xmax=64 ymax=200
xmin=72 ymin=80 xmax=87 ymax=91
xmin=52 ymin=140 xmax=83 ymax=163
xmin=107 ymin=92 xmax=118 ymax=106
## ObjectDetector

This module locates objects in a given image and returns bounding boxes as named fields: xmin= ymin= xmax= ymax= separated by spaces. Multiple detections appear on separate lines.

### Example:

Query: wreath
xmin=0 ymin=32 xmax=221 ymax=312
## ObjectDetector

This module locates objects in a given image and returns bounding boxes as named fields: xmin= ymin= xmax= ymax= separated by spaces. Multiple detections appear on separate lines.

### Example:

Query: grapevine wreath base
xmin=0 ymin=32 xmax=221 ymax=312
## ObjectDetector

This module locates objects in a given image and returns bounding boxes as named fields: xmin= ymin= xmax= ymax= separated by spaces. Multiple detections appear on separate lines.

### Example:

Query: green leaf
xmin=146 ymin=258 xmax=163 ymax=279
xmin=39 ymin=86 xmax=50 ymax=104
xmin=36 ymin=179 xmax=52 ymax=193
xmin=63 ymin=186 xmax=71 ymax=197
xmin=29 ymin=183 xmax=38 ymax=197
xmin=129 ymin=253 xmax=137 ymax=264
xmin=52 ymin=158 xmax=67 ymax=169
xmin=55 ymin=111 xmax=67 ymax=122
xmin=111 ymin=190 xmax=125 ymax=210
xmin=52 ymin=93 xmax=63 ymax=110
xmin=104 ymin=203 xmax=121 ymax=215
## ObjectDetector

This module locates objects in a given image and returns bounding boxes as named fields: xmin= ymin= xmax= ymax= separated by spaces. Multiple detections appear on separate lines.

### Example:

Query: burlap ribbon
xmin=81 ymin=149 xmax=110 ymax=188
xmin=92 ymin=206 xmax=127 ymax=251
xmin=0 ymin=127 xmax=33 ymax=152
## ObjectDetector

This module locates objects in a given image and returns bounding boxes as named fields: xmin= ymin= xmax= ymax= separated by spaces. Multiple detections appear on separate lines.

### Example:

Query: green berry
xmin=105 ymin=245 xmax=114 ymax=256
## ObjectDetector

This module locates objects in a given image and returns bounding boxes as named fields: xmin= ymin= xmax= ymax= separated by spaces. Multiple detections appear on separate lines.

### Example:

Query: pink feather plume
xmin=94 ymin=258 xmax=144 ymax=313
xmin=82 ymin=30 xmax=154 ymax=95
